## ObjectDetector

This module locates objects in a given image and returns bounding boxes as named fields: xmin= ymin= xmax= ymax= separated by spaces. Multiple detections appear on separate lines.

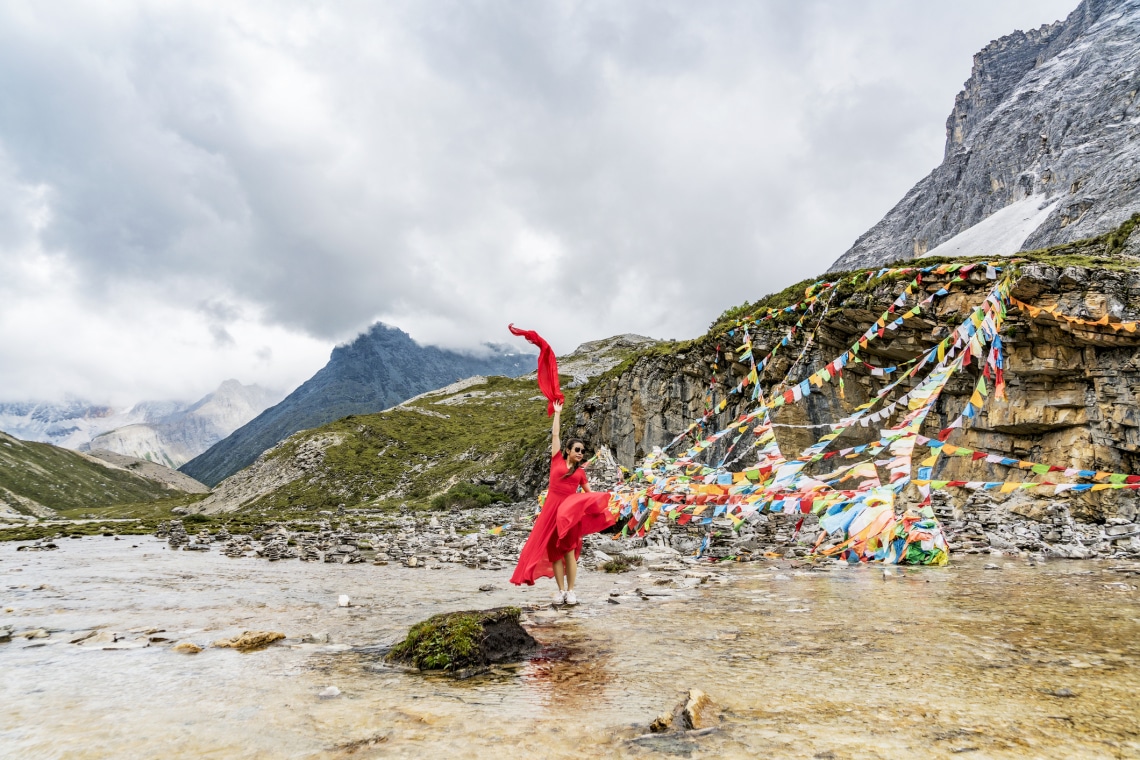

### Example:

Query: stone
xmin=318 ymin=686 xmax=341 ymax=699
xmin=17 ymin=540 xmax=58 ymax=552
xmin=300 ymin=632 xmax=330 ymax=644
xmin=167 ymin=520 xmax=189 ymax=550
xmin=649 ymin=689 xmax=717 ymax=733
xmin=172 ymin=642 xmax=202 ymax=654
xmin=385 ymin=607 xmax=537 ymax=672
xmin=77 ymin=630 xmax=119 ymax=646
xmin=338 ymin=595 xmax=350 ymax=607
xmin=680 ymin=689 xmax=714 ymax=730
xmin=22 ymin=629 xmax=49 ymax=640
xmin=212 ymin=631 xmax=286 ymax=651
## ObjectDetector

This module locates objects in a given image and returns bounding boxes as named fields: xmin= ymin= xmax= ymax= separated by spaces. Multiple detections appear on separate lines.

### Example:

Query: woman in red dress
xmin=509 ymin=401 xmax=616 ymax=605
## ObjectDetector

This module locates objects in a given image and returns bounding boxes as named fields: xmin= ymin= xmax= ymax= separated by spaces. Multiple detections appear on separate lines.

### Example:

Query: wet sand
xmin=1 ymin=537 xmax=1138 ymax=758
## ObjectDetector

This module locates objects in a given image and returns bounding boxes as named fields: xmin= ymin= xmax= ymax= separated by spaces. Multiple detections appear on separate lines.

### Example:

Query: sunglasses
xmin=570 ymin=446 xmax=585 ymax=454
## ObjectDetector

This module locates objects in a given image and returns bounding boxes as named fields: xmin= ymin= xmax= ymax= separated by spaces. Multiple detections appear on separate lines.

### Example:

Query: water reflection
xmin=1 ymin=538 xmax=1138 ymax=758
xmin=521 ymin=624 xmax=616 ymax=711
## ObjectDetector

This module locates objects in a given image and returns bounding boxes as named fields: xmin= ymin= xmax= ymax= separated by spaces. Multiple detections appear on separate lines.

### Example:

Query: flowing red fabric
xmin=510 ymin=453 xmax=616 ymax=586
xmin=508 ymin=324 xmax=564 ymax=417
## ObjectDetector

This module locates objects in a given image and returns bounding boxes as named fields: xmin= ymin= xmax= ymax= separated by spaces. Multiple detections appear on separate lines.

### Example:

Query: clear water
xmin=2 ymin=537 xmax=1138 ymax=758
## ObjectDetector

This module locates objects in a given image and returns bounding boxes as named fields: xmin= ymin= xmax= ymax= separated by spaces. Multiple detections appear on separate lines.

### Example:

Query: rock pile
xmin=1106 ymin=518 xmax=1140 ymax=554
xmin=167 ymin=520 xmax=189 ymax=550
xmin=937 ymin=491 xmax=1140 ymax=560
xmin=16 ymin=539 xmax=59 ymax=552
xmin=221 ymin=537 xmax=251 ymax=558
xmin=298 ymin=533 xmax=322 ymax=561
xmin=323 ymin=532 xmax=363 ymax=563
xmin=143 ymin=491 xmax=1138 ymax=571
xmin=257 ymin=531 xmax=297 ymax=561
xmin=154 ymin=521 xmax=170 ymax=539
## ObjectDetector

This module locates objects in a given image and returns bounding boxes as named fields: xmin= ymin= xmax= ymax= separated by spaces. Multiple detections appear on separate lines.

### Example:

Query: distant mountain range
xmin=831 ymin=0 xmax=1140 ymax=270
xmin=0 ymin=380 xmax=279 ymax=468
xmin=179 ymin=323 xmax=537 ymax=487
xmin=82 ymin=380 xmax=280 ymax=467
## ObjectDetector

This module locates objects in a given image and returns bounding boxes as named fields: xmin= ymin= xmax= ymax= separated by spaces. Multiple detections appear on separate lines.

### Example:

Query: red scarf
xmin=508 ymin=324 xmax=564 ymax=416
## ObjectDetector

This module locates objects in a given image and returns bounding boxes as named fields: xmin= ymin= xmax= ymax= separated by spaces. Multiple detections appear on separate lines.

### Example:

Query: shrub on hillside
xmin=430 ymin=483 xmax=509 ymax=510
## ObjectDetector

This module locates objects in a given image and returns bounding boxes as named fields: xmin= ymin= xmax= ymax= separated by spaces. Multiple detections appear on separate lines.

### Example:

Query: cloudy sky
xmin=0 ymin=0 xmax=1077 ymax=405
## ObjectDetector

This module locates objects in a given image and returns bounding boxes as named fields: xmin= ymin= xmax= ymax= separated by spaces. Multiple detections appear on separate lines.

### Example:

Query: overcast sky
xmin=0 ymin=0 xmax=1078 ymax=405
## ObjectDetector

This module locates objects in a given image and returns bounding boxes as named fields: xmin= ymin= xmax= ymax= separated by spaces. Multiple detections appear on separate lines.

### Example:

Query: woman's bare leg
xmin=564 ymin=551 xmax=577 ymax=591
xmin=552 ymin=558 xmax=566 ymax=591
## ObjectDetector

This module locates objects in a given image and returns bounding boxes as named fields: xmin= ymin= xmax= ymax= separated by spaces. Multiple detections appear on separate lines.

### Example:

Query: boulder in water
xmin=385 ymin=607 xmax=536 ymax=672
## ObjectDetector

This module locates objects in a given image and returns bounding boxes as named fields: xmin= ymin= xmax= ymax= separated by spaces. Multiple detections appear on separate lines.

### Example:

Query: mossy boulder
xmin=385 ymin=607 xmax=537 ymax=672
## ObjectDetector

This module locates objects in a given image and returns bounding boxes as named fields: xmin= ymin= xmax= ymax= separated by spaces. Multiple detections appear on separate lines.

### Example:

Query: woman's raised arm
xmin=551 ymin=401 xmax=563 ymax=456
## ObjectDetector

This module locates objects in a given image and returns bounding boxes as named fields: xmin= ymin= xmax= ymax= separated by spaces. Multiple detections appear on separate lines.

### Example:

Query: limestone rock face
xmin=573 ymin=256 xmax=1140 ymax=524
xmin=831 ymin=0 xmax=1140 ymax=271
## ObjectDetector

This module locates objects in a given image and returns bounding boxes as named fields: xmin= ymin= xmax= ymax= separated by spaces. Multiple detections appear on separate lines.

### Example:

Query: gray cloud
xmin=0 ymin=0 xmax=1078 ymax=402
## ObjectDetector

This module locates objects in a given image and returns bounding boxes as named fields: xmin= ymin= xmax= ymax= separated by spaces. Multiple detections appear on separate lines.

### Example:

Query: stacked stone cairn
xmin=167 ymin=520 xmax=189 ymax=550
xmin=221 ymin=536 xmax=251 ymax=558
xmin=323 ymin=532 xmax=362 ymax=564
xmin=215 ymin=526 xmax=232 ymax=543
xmin=1106 ymin=518 xmax=1140 ymax=557
xmin=256 ymin=526 xmax=297 ymax=561
xmin=154 ymin=521 xmax=170 ymax=539
xmin=298 ymin=533 xmax=323 ymax=562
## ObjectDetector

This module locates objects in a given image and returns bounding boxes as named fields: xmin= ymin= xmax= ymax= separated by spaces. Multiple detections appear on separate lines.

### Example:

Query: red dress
xmin=509 ymin=452 xmax=616 ymax=586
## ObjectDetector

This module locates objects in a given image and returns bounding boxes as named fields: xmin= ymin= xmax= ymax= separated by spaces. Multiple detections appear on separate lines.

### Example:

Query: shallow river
xmin=2 ymin=537 xmax=1138 ymax=759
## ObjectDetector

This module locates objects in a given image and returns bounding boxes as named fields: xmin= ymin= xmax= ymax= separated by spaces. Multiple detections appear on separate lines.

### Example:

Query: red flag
xmin=508 ymin=324 xmax=564 ymax=416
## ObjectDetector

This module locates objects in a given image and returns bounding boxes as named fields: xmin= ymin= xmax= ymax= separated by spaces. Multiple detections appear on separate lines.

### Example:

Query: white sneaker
xmin=553 ymin=590 xmax=566 ymax=605
xmin=564 ymin=590 xmax=578 ymax=606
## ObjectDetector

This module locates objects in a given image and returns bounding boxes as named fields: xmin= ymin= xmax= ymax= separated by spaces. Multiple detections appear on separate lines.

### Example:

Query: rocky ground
xmin=130 ymin=488 xmax=1140 ymax=574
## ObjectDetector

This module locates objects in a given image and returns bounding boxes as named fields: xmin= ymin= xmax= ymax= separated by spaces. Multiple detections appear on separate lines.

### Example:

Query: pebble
xmin=318 ymin=686 xmax=341 ymax=699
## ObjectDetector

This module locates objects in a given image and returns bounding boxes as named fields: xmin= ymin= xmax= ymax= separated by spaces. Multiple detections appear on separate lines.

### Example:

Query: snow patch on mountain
xmin=922 ymin=196 xmax=1061 ymax=259
xmin=0 ymin=380 xmax=280 ymax=468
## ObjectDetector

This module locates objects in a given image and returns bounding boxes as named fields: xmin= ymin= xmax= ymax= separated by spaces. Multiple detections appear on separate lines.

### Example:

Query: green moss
xmin=386 ymin=607 xmax=521 ymax=671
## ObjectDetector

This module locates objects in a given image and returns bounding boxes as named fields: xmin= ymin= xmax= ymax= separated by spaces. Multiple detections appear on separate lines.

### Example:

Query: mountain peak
xmin=830 ymin=0 xmax=1140 ymax=271
xmin=180 ymin=324 xmax=538 ymax=487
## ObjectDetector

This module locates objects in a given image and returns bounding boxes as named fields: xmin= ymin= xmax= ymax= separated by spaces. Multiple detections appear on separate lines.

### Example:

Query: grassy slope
xmin=0 ymin=433 xmax=174 ymax=513
xmin=241 ymin=375 xmax=573 ymax=518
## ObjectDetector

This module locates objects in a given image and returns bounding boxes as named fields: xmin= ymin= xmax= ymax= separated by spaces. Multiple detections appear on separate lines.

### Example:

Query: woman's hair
xmin=561 ymin=438 xmax=587 ymax=478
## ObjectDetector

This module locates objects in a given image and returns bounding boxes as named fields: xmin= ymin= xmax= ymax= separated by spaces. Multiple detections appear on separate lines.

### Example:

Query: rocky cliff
xmin=574 ymin=220 xmax=1140 ymax=529
xmin=180 ymin=323 xmax=537 ymax=487
xmin=831 ymin=0 xmax=1140 ymax=271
